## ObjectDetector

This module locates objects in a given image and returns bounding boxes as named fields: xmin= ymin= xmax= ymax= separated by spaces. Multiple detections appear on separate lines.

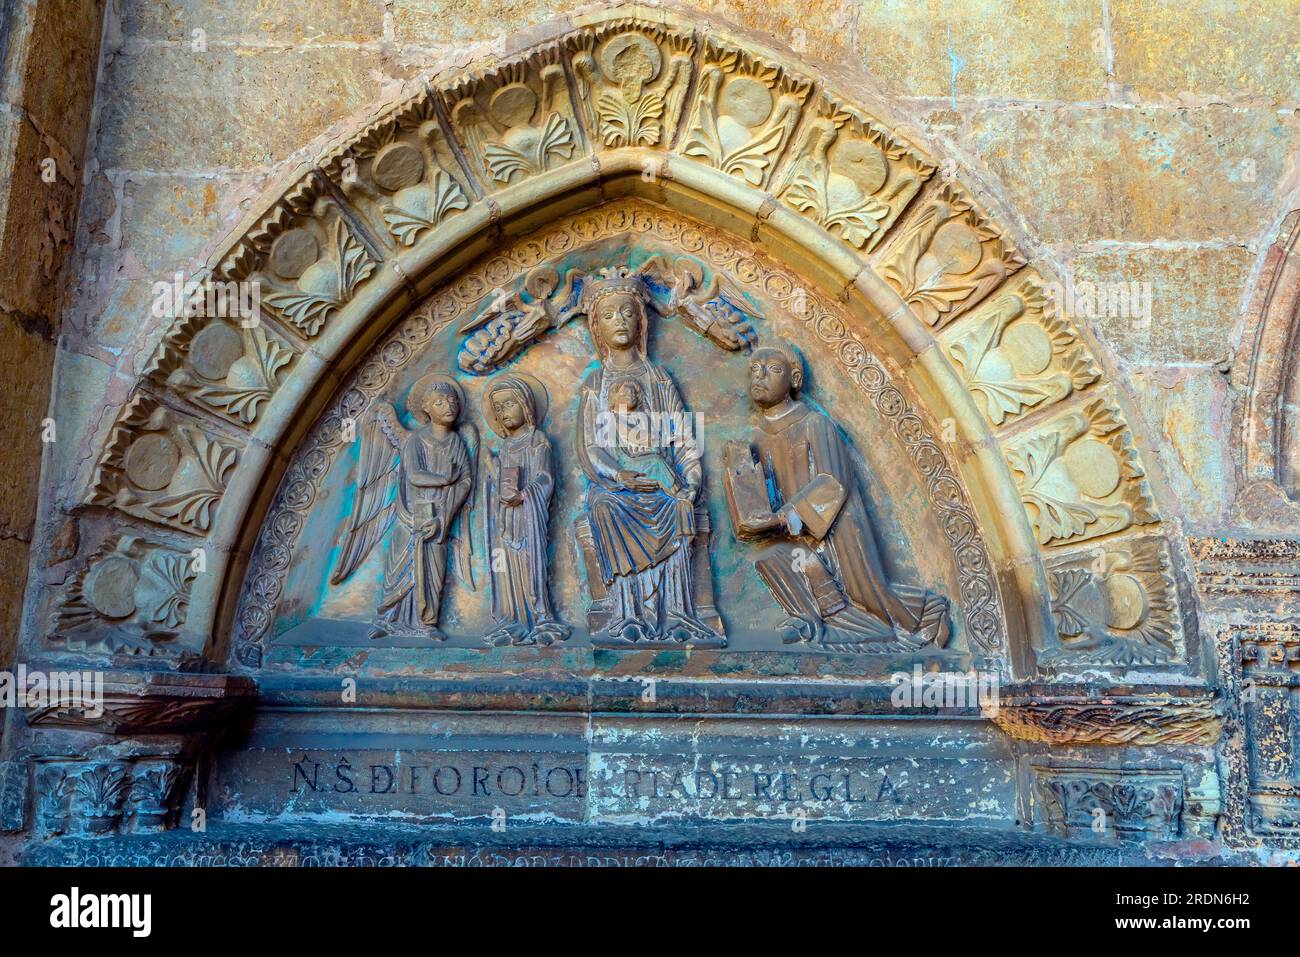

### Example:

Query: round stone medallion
xmin=719 ymin=77 xmax=773 ymax=128
xmin=1064 ymin=437 xmax=1122 ymax=499
xmin=269 ymin=228 xmax=320 ymax=280
xmin=1105 ymin=572 xmax=1148 ymax=631
xmin=84 ymin=555 xmax=139 ymax=620
xmin=372 ymin=142 xmax=426 ymax=193
xmin=188 ymin=321 xmax=244 ymax=381
xmin=124 ymin=433 xmax=181 ymax=492
xmin=1003 ymin=322 xmax=1054 ymax=377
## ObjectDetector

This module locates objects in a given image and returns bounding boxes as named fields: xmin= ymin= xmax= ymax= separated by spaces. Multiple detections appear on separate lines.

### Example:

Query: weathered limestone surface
xmin=0 ymin=0 xmax=105 ymax=681
xmin=4 ymin=0 xmax=1300 ymax=866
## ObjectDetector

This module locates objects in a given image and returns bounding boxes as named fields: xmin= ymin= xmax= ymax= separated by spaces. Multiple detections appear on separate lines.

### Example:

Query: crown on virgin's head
xmin=579 ymin=266 xmax=648 ymax=313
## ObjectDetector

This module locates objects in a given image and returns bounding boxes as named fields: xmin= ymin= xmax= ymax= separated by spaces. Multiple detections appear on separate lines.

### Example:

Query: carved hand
xmin=617 ymin=469 xmax=661 ymax=493
xmin=738 ymin=510 xmax=781 ymax=536
xmin=500 ymin=491 xmax=524 ymax=507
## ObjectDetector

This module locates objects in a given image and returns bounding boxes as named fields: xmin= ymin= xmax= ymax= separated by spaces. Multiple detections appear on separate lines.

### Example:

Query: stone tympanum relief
xmin=240 ymin=204 xmax=968 ymax=665
xmin=48 ymin=11 xmax=1194 ymax=684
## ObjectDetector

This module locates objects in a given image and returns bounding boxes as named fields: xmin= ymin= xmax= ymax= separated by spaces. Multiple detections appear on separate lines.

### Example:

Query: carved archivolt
xmin=1239 ymin=209 xmax=1300 ymax=505
xmin=48 ymin=9 xmax=1188 ymax=679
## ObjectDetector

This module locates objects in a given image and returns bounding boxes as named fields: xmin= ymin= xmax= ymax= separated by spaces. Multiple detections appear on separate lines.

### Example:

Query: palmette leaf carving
xmin=145 ymin=298 xmax=299 ymax=428
xmin=680 ymin=41 xmax=810 ymax=189
xmin=880 ymin=184 xmax=1025 ymax=330
xmin=1004 ymin=397 xmax=1157 ymax=547
xmin=50 ymin=535 xmax=199 ymax=657
xmin=445 ymin=47 xmax=581 ymax=189
xmin=321 ymin=92 xmax=472 ymax=250
xmin=773 ymin=94 xmax=935 ymax=250
xmin=87 ymin=396 xmax=239 ymax=534
xmin=217 ymin=175 xmax=379 ymax=340
xmin=944 ymin=270 xmax=1100 ymax=426
xmin=1038 ymin=537 xmax=1180 ymax=668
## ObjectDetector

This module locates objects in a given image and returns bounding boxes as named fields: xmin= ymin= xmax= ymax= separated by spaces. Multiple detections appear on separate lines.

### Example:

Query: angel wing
xmin=330 ymin=402 xmax=405 ymax=585
xmin=639 ymin=254 xmax=758 ymax=350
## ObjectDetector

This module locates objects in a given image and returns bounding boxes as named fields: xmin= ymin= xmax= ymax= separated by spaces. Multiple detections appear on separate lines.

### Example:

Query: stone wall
xmin=0 ymin=0 xmax=105 ymax=681
xmin=5 ymin=0 xmax=1300 ymax=863
xmin=48 ymin=0 xmax=1300 ymax=569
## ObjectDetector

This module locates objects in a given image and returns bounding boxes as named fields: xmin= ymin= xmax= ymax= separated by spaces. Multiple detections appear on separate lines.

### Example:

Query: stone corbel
xmin=5 ymin=671 xmax=256 ymax=837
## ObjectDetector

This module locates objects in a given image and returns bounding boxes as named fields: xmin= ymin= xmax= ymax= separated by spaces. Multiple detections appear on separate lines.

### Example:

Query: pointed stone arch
xmin=42 ymin=7 xmax=1192 ymax=686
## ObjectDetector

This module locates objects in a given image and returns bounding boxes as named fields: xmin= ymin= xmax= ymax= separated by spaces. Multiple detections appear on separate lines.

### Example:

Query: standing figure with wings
xmin=331 ymin=373 xmax=478 ymax=640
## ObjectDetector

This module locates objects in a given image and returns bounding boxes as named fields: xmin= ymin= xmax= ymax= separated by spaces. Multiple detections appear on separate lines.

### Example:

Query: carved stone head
xmin=748 ymin=339 xmax=805 ymax=407
xmin=483 ymin=372 xmax=547 ymax=437
xmin=580 ymin=267 xmax=651 ymax=359
xmin=409 ymin=373 xmax=464 ymax=427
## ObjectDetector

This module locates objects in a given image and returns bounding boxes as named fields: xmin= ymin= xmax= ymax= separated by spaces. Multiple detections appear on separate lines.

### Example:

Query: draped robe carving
xmin=574 ymin=268 xmax=725 ymax=646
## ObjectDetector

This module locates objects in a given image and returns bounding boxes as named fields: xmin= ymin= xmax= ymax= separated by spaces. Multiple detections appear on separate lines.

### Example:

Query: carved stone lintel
xmin=992 ymin=692 xmax=1223 ymax=746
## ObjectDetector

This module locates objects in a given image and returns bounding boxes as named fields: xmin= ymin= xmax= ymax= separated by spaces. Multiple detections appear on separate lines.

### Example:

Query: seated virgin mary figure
xmin=575 ymin=267 xmax=722 ymax=645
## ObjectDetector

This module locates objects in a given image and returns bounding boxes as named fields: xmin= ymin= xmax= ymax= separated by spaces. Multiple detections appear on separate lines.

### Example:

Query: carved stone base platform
xmin=18 ymin=819 xmax=1227 ymax=868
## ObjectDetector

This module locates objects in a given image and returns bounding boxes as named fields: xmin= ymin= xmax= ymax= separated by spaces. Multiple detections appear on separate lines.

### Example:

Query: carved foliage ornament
xmin=1040 ymin=536 xmax=1180 ymax=668
xmin=322 ymin=92 xmax=472 ymax=250
xmin=87 ymin=396 xmax=238 ymax=535
xmin=880 ymin=184 xmax=1026 ymax=331
xmin=681 ymin=40 xmax=810 ymax=189
xmin=944 ymin=269 xmax=1099 ymax=427
xmin=146 ymin=301 xmax=296 ymax=427
xmin=445 ymin=46 xmax=580 ymax=187
xmin=1034 ymin=766 xmax=1183 ymax=840
xmin=35 ymin=755 xmax=192 ymax=836
xmin=1237 ymin=625 xmax=1300 ymax=836
xmin=218 ymin=175 xmax=378 ymax=338
xmin=50 ymin=534 xmax=198 ymax=657
xmin=773 ymin=93 xmax=935 ymax=251
xmin=1004 ymin=396 xmax=1157 ymax=547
